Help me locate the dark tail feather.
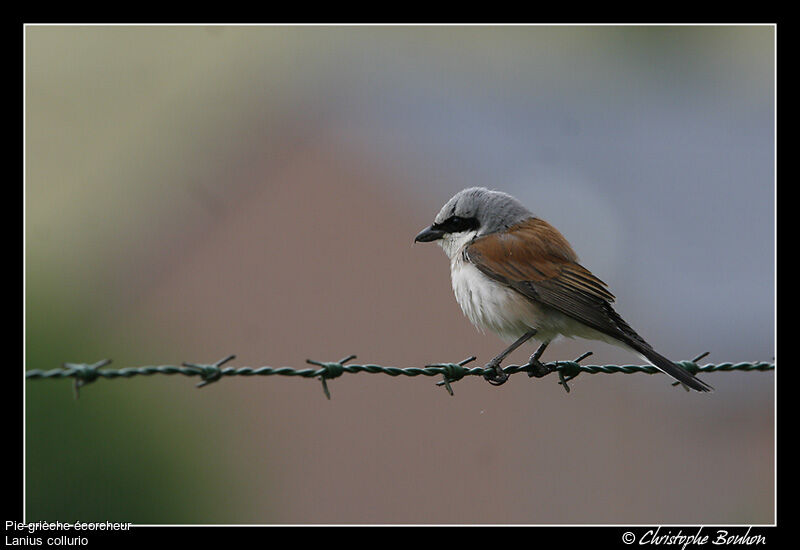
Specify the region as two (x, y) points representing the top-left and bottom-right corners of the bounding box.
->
(634, 344), (714, 392)
(602, 305), (713, 392)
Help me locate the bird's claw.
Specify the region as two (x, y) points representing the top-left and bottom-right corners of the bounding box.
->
(483, 361), (509, 386)
(525, 355), (555, 378)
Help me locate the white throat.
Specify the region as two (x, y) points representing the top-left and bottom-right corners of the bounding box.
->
(437, 230), (478, 260)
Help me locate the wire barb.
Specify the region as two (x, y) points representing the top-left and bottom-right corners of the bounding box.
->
(306, 354), (356, 400)
(671, 352), (711, 390)
(430, 356), (476, 396)
(62, 359), (112, 399)
(182, 354), (237, 388)
(554, 351), (594, 393)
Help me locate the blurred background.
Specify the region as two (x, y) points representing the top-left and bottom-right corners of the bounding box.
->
(24, 25), (774, 525)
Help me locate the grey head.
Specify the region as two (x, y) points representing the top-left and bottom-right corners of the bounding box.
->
(414, 187), (533, 244)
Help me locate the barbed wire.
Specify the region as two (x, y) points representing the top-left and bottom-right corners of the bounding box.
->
(24, 351), (774, 399)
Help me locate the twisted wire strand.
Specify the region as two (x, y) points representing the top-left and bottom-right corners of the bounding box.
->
(25, 354), (774, 399)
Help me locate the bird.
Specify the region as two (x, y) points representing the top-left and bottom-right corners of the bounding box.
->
(413, 187), (712, 392)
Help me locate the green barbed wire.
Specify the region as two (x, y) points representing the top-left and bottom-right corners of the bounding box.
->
(24, 351), (774, 399)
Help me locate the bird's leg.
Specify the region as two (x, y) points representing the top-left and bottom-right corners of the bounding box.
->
(483, 330), (537, 386)
(525, 341), (555, 378)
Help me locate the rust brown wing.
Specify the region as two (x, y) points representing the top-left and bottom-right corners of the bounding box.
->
(463, 217), (636, 343)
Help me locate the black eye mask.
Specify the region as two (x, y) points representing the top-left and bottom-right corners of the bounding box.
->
(433, 215), (480, 234)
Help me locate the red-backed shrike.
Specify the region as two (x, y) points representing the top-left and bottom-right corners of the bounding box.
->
(414, 187), (712, 392)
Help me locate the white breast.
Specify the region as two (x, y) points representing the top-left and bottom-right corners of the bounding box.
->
(450, 254), (547, 342)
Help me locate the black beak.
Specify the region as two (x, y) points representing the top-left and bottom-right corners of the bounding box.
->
(414, 225), (445, 243)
